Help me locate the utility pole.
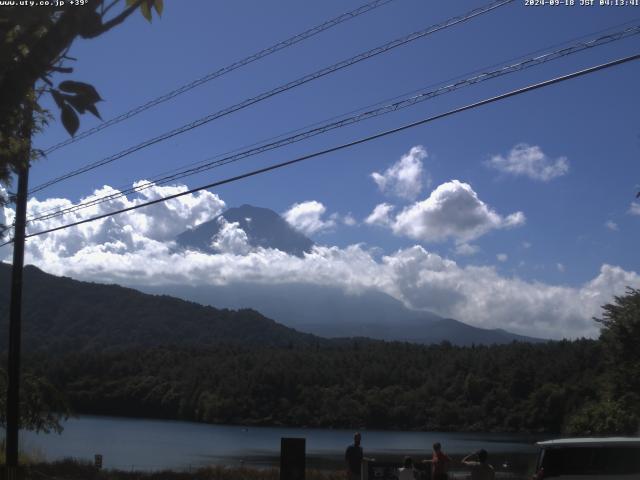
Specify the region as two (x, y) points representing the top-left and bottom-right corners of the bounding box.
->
(4, 104), (32, 477)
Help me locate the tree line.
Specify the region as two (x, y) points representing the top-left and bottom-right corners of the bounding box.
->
(5, 288), (640, 436)
(18, 338), (617, 434)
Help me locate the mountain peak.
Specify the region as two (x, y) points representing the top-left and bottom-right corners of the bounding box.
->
(175, 204), (314, 257)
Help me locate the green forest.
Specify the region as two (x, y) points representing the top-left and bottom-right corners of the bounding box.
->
(2, 263), (639, 437)
(28, 339), (605, 434)
(27, 283), (640, 437)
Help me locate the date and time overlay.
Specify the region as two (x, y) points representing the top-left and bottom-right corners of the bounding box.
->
(0, 0), (639, 8)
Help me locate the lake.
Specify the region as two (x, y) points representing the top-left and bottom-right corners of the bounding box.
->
(21, 415), (546, 472)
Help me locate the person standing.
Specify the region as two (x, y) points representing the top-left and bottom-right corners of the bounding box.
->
(461, 449), (495, 480)
(428, 442), (451, 480)
(398, 456), (416, 480)
(345, 432), (364, 480)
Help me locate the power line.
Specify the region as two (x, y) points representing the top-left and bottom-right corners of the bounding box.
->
(2, 52), (635, 247)
(40, 0), (397, 155)
(29, 0), (513, 195)
(26, 23), (640, 224)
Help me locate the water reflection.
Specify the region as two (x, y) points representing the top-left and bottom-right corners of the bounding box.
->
(22, 415), (544, 472)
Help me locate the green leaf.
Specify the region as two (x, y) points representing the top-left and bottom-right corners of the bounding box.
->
(50, 89), (65, 109)
(86, 104), (102, 120)
(140, 1), (152, 22)
(60, 104), (79, 137)
(125, 0), (136, 5)
(65, 95), (87, 114)
(63, 91), (102, 120)
(153, 0), (164, 16)
(78, 10), (103, 38)
(58, 81), (102, 103)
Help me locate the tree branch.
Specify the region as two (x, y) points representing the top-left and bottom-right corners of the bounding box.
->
(102, 0), (121, 17)
(82, 0), (142, 39)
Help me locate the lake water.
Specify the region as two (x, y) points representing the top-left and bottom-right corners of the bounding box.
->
(21, 415), (545, 472)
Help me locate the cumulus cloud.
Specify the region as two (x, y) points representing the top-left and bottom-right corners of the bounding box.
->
(283, 201), (335, 236)
(210, 218), (251, 255)
(371, 146), (426, 200)
(486, 144), (569, 181)
(629, 202), (640, 216)
(497, 253), (508, 262)
(391, 180), (525, 243)
(12, 182), (225, 260)
(364, 203), (394, 226)
(2, 182), (638, 340)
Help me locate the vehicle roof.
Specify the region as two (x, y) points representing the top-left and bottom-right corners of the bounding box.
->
(537, 437), (640, 447)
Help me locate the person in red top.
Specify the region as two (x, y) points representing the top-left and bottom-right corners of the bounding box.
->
(430, 442), (451, 480)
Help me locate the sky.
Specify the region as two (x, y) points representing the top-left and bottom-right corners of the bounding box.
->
(1, 0), (640, 339)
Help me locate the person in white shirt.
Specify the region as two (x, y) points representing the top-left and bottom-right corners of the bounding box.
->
(398, 456), (416, 480)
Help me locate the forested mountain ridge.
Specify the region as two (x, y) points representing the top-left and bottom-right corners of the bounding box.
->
(34, 339), (602, 434)
(148, 283), (543, 346)
(0, 263), (322, 352)
(2, 262), (638, 435)
(1, 262), (541, 350)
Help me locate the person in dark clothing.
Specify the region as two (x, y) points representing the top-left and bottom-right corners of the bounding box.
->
(346, 432), (374, 480)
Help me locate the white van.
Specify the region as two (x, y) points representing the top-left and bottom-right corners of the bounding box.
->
(533, 437), (640, 479)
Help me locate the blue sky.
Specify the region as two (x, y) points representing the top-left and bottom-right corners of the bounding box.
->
(2, 0), (639, 338)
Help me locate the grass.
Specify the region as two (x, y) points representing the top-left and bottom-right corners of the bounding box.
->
(15, 458), (537, 480)
(23, 459), (349, 480)
(0, 439), (46, 465)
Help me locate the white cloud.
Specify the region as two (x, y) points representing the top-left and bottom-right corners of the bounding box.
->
(371, 146), (426, 200)
(364, 203), (394, 226)
(486, 144), (569, 181)
(605, 220), (619, 231)
(522, 241), (532, 249)
(629, 202), (640, 216)
(283, 201), (335, 235)
(0, 186), (8, 239)
(14, 181), (224, 260)
(2, 182), (639, 340)
(210, 218), (251, 255)
(325, 212), (358, 227)
(497, 253), (508, 262)
(342, 214), (357, 227)
(454, 243), (479, 256)
(557, 263), (565, 273)
(391, 180), (525, 243)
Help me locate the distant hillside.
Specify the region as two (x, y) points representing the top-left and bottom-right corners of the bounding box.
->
(176, 204), (314, 257)
(142, 282), (544, 346)
(0, 260), (541, 354)
(0, 263), (322, 353)
(170, 205), (544, 346)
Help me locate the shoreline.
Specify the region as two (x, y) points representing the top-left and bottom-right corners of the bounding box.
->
(69, 410), (561, 436)
(43, 412), (555, 438)
(23, 458), (534, 480)
(19, 415), (541, 475)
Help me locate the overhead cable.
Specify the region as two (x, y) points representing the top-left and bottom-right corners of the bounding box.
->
(26, 24), (640, 224)
(40, 0), (397, 155)
(29, 0), (513, 195)
(1, 52), (634, 246)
